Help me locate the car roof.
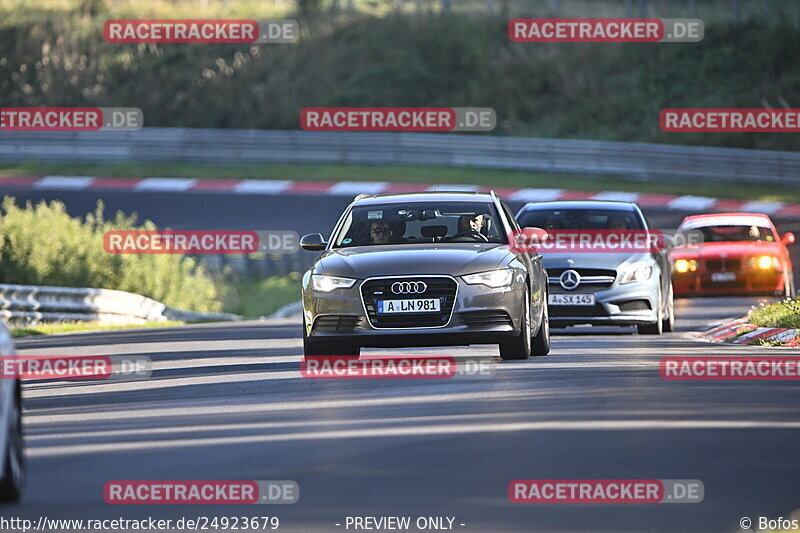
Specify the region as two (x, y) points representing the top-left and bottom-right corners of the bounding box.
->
(518, 200), (638, 212)
(352, 191), (496, 206)
(680, 213), (774, 229)
(682, 212), (771, 221)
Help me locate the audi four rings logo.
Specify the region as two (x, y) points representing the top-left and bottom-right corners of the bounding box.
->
(391, 281), (427, 294)
(559, 269), (581, 290)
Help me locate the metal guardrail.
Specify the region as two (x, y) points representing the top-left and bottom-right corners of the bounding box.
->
(0, 283), (239, 326)
(1, 128), (799, 185)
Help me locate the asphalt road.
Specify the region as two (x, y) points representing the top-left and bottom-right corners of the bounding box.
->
(6, 296), (799, 533)
(2, 184), (799, 532)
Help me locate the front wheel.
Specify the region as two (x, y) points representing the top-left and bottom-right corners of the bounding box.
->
(661, 282), (675, 333)
(500, 290), (532, 360)
(0, 390), (24, 502)
(637, 287), (664, 335)
(531, 298), (551, 356)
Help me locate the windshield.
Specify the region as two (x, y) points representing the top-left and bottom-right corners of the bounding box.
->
(679, 224), (776, 243)
(332, 202), (506, 248)
(517, 209), (644, 231)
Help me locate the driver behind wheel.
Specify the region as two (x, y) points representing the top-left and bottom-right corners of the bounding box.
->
(458, 214), (485, 235)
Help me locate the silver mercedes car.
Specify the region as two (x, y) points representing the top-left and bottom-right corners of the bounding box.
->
(515, 200), (674, 334)
(299, 191), (550, 359)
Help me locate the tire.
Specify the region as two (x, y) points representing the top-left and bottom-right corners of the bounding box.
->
(661, 282), (675, 333)
(531, 297), (551, 356)
(637, 287), (664, 335)
(0, 388), (24, 503)
(500, 290), (531, 360)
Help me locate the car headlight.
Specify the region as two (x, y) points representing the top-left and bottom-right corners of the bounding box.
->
(311, 275), (357, 292)
(749, 255), (779, 270)
(462, 269), (515, 288)
(620, 262), (653, 284)
(674, 259), (697, 273)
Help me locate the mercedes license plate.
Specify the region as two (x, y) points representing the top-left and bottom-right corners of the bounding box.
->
(548, 293), (595, 306)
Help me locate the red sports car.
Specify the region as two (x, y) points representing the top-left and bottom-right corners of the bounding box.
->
(670, 213), (795, 297)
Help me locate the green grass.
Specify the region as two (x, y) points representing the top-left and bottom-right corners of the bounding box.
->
(222, 274), (301, 318)
(11, 320), (184, 338)
(750, 297), (800, 329)
(2, 161), (798, 203)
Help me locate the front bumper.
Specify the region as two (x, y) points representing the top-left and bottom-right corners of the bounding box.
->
(547, 276), (660, 327)
(302, 274), (527, 348)
(673, 270), (784, 296)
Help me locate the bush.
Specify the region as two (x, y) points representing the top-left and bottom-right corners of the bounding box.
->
(0, 196), (221, 312)
(749, 297), (800, 329)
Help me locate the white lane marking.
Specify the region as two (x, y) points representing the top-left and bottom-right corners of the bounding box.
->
(27, 419), (800, 457)
(591, 191), (640, 202)
(770, 329), (799, 342)
(232, 180), (292, 194)
(741, 201), (784, 215)
(327, 181), (389, 195)
(668, 195), (717, 211)
(508, 188), (563, 203)
(22, 390), (557, 424)
(34, 176), (95, 189)
(135, 178), (197, 191)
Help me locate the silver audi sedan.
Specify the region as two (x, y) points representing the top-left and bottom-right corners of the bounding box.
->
(300, 191), (550, 359)
(515, 200), (674, 334)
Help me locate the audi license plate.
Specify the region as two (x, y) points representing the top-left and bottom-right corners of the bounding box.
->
(548, 293), (595, 306)
(377, 299), (440, 313)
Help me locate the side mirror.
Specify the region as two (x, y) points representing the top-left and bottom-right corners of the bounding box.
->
(781, 232), (796, 245)
(523, 227), (549, 242)
(300, 233), (327, 251)
(512, 227), (549, 253)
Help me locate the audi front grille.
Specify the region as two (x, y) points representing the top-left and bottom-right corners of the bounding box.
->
(360, 276), (458, 329)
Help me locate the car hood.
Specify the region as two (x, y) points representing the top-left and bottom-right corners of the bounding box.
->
(671, 241), (785, 259)
(539, 252), (650, 271)
(314, 243), (512, 278)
